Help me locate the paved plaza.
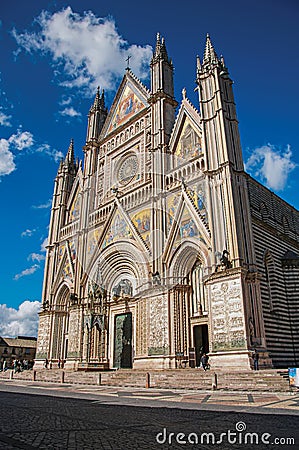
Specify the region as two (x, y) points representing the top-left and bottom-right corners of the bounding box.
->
(0, 380), (298, 449)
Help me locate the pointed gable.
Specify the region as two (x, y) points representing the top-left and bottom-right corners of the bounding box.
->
(169, 94), (203, 164)
(102, 210), (133, 249)
(52, 242), (75, 292)
(101, 71), (150, 138)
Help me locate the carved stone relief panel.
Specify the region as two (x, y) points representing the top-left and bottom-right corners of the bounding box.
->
(210, 278), (246, 351)
(68, 308), (81, 358)
(136, 298), (148, 356)
(148, 294), (169, 355)
(36, 314), (51, 359)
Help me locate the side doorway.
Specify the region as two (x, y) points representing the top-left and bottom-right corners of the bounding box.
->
(193, 324), (209, 367)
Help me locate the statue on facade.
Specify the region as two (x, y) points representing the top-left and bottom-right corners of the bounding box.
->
(220, 250), (232, 269)
(150, 271), (161, 285)
(42, 300), (49, 311)
(216, 249), (232, 272)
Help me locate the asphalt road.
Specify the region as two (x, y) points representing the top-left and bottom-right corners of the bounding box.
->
(0, 384), (298, 449)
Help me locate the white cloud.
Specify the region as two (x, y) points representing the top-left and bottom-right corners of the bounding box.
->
(0, 129), (34, 178)
(9, 129), (34, 150)
(0, 110), (12, 127)
(0, 138), (16, 176)
(0, 130), (64, 178)
(12, 7), (152, 93)
(0, 300), (41, 338)
(14, 264), (40, 280)
(245, 144), (297, 191)
(28, 252), (46, 263)
(32, 199), (52, 209)
(60, 96), (72, 106)
(21, 228), (36, 237)
(36, 143), (64, 162)
(59, 106), (81, 117)
(40, 237), (48, 252)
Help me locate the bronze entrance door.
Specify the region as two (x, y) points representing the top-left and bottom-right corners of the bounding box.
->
(113, 312), (133, 368)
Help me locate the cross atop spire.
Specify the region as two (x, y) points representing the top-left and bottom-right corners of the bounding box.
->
(203, 33), (219, 65)
(125, 54), (131, 70)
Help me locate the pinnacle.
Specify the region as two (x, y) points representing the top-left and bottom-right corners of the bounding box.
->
(89, 86), (106, 113)
(153, 31), (169, 62)
(203, 33), (218, 65)
(65, 138), (75, 165)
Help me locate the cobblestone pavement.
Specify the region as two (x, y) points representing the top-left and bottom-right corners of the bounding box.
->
(0, 382), (299, 449)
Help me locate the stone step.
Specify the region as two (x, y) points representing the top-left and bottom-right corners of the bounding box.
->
(0, 368), (290, 391)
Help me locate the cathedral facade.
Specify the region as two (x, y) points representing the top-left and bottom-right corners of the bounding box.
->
(36, 34), (299, 371)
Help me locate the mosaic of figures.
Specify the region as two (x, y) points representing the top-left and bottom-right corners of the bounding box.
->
(87, 227), (103, 261)
(189, 180), (208, 223)
(174, 119), (202, 162)
(69, 190), (81, 222)
(102, 212), (133, 249)
(57, 243), (66, 265)
(108, 84), (146, 133)
(57, 240), (77, 268)
(131, 208), (151, 245)
(62, 259), (72, 281)
(166, 192), (181, 232)
(173, 206), (200, 251)
(69, 240), (77, 261)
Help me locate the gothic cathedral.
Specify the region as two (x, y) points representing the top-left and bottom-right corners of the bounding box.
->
(36, 34), (299, 371)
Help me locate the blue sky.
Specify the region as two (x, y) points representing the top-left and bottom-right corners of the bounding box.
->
(0, 0), (298, 336)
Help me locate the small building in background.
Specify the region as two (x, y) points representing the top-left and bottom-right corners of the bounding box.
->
(0, 336), (37, 368)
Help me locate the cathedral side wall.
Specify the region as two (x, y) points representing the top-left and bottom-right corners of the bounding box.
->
(247, 176), (299, 367)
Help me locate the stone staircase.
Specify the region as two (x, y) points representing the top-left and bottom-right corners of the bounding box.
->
(0, 368), (291, 392)
(100, 368), (290, 392)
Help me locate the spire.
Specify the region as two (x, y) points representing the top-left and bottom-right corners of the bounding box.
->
(93, 86), (101, 110)
(203, 33), (219, 65)
(86, 87), (108, 142)
(65, 138), (75, 165)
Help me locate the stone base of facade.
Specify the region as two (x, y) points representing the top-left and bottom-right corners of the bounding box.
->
(208, 350), (253, 371)
(78, 361), (110, 371)
(133, 355), (176, 370)
(208, 349), (273, 370)
(33, 359), (47, 370)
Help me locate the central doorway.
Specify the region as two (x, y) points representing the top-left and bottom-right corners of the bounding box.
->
(113, 312), (133, 368)
(193, 324), (209, 367)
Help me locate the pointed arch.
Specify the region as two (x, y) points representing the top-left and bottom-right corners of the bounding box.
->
(83, 240), (150, 298)
(169, 239), (210, 283)
(51, 282), (71, 361)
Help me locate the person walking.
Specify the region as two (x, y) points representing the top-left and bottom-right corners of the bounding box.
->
(200, 353), (209, 371)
